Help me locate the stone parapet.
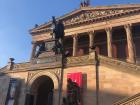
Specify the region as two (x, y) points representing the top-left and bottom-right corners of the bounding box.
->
(1, 53), (140, 76)
(65, 53), (95, 67)
(113, 93), (140, 105)
(99, 55), (140, 76)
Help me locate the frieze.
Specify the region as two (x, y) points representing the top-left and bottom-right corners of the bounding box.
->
(30, 8), (140, 34)
(63, 9), (136, 26)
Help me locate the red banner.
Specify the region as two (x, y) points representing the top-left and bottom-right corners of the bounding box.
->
(67, 72), (82, 88)
(67, 72), (82, 105)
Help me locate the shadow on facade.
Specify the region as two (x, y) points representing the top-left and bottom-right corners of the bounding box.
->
(0, 72), (129, 105)
(0, 73), (26, 105)
(82, 73), (127, 105)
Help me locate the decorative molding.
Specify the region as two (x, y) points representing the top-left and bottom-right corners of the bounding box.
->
(27, 71), (39, 84)
(65, 53), (95, 67)
(27, 69), (61, 84)
(30, 8), (140, 35)
(63, 9), (139, 26)
(13, 62), (30, 70)
(88, 30), (95, 35)
(1, 52), (140, 76)
(124, 24), (132, 30)
(27, 71), (59, 91)
(105, 27), (112, 33)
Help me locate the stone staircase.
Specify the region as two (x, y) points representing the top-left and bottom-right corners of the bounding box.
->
(113, 93), (140, 105)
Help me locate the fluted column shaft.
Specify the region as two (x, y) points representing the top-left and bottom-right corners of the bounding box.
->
(124, 24), (136, 63)
(73, 35), (78, 56)
(106, 27), (113, 57)
(89, 31), (95, 52)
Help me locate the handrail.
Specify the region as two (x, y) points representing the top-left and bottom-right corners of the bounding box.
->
(99, 55), (140, 75)
(113, 93), (140, 105)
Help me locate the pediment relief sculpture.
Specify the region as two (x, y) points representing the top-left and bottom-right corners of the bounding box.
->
(30, 7), (140, 34)
(63, 9), (139, 26)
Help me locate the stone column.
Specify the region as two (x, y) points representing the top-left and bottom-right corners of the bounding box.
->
(124, 24), (136, 63)
(106, 27), (113, 57)
(89, 31), (95, 52)
(73, 35), (78, 56)
(30, 43), (37, 60)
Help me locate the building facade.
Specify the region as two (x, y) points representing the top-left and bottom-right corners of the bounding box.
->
(0, 4), (140, 105)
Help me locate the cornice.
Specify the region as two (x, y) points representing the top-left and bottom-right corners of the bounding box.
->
(30, 4), (140, 35)
(1, 54), (140, 77)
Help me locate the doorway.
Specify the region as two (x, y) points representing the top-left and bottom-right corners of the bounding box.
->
(26, 75), (54, 105)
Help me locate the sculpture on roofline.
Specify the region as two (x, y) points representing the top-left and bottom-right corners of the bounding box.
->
(80, 0), (90, 7)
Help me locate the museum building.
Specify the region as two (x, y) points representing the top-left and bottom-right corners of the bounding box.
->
(0, 3), (140, 105)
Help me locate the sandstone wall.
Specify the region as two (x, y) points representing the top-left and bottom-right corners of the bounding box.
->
(63, 65), (140, 105)
(8, 72), (28, 105)
(0, 75), (10, 105)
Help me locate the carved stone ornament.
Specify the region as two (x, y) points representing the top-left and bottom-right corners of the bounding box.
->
(31, 8), (140, 35)
(51, 68), (61, 78)
(27, 69), (61, 84)
(27, 71), (39, 83)
(63, 9), (135, 26)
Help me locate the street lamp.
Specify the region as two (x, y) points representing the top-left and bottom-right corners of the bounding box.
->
(91, 46), (100, 105)
(51, 16), (65, 105)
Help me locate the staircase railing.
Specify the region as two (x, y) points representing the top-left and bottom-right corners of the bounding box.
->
(99, 55), (140, 75)
(113, 93), (140, 105)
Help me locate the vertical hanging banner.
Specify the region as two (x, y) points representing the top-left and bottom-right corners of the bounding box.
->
(5, 78), (18, 105)
(67, 72), (82, 105)
(67, 72), (82, 88)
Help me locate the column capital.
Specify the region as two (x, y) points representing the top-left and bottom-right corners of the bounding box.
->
(124, 24), (132, 29)
(87, 30), (95, 35)
(72, 34), (78, 39)
(105, 27), (112, 33)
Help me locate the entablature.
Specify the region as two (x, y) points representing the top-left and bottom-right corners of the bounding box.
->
(30, 4), (140, 36)
(1, 53), (140, 77)
(30, 5), (140, 42)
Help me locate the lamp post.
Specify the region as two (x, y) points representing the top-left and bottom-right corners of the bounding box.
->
(51, 16), (65, 105)
(91, 46), (100, 105)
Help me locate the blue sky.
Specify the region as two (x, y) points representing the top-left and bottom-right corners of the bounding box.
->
(0, 0), (140, 67)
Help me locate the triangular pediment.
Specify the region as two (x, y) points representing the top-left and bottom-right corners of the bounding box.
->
(30, 4), (140, 34)
(62, 8), (138, 26)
